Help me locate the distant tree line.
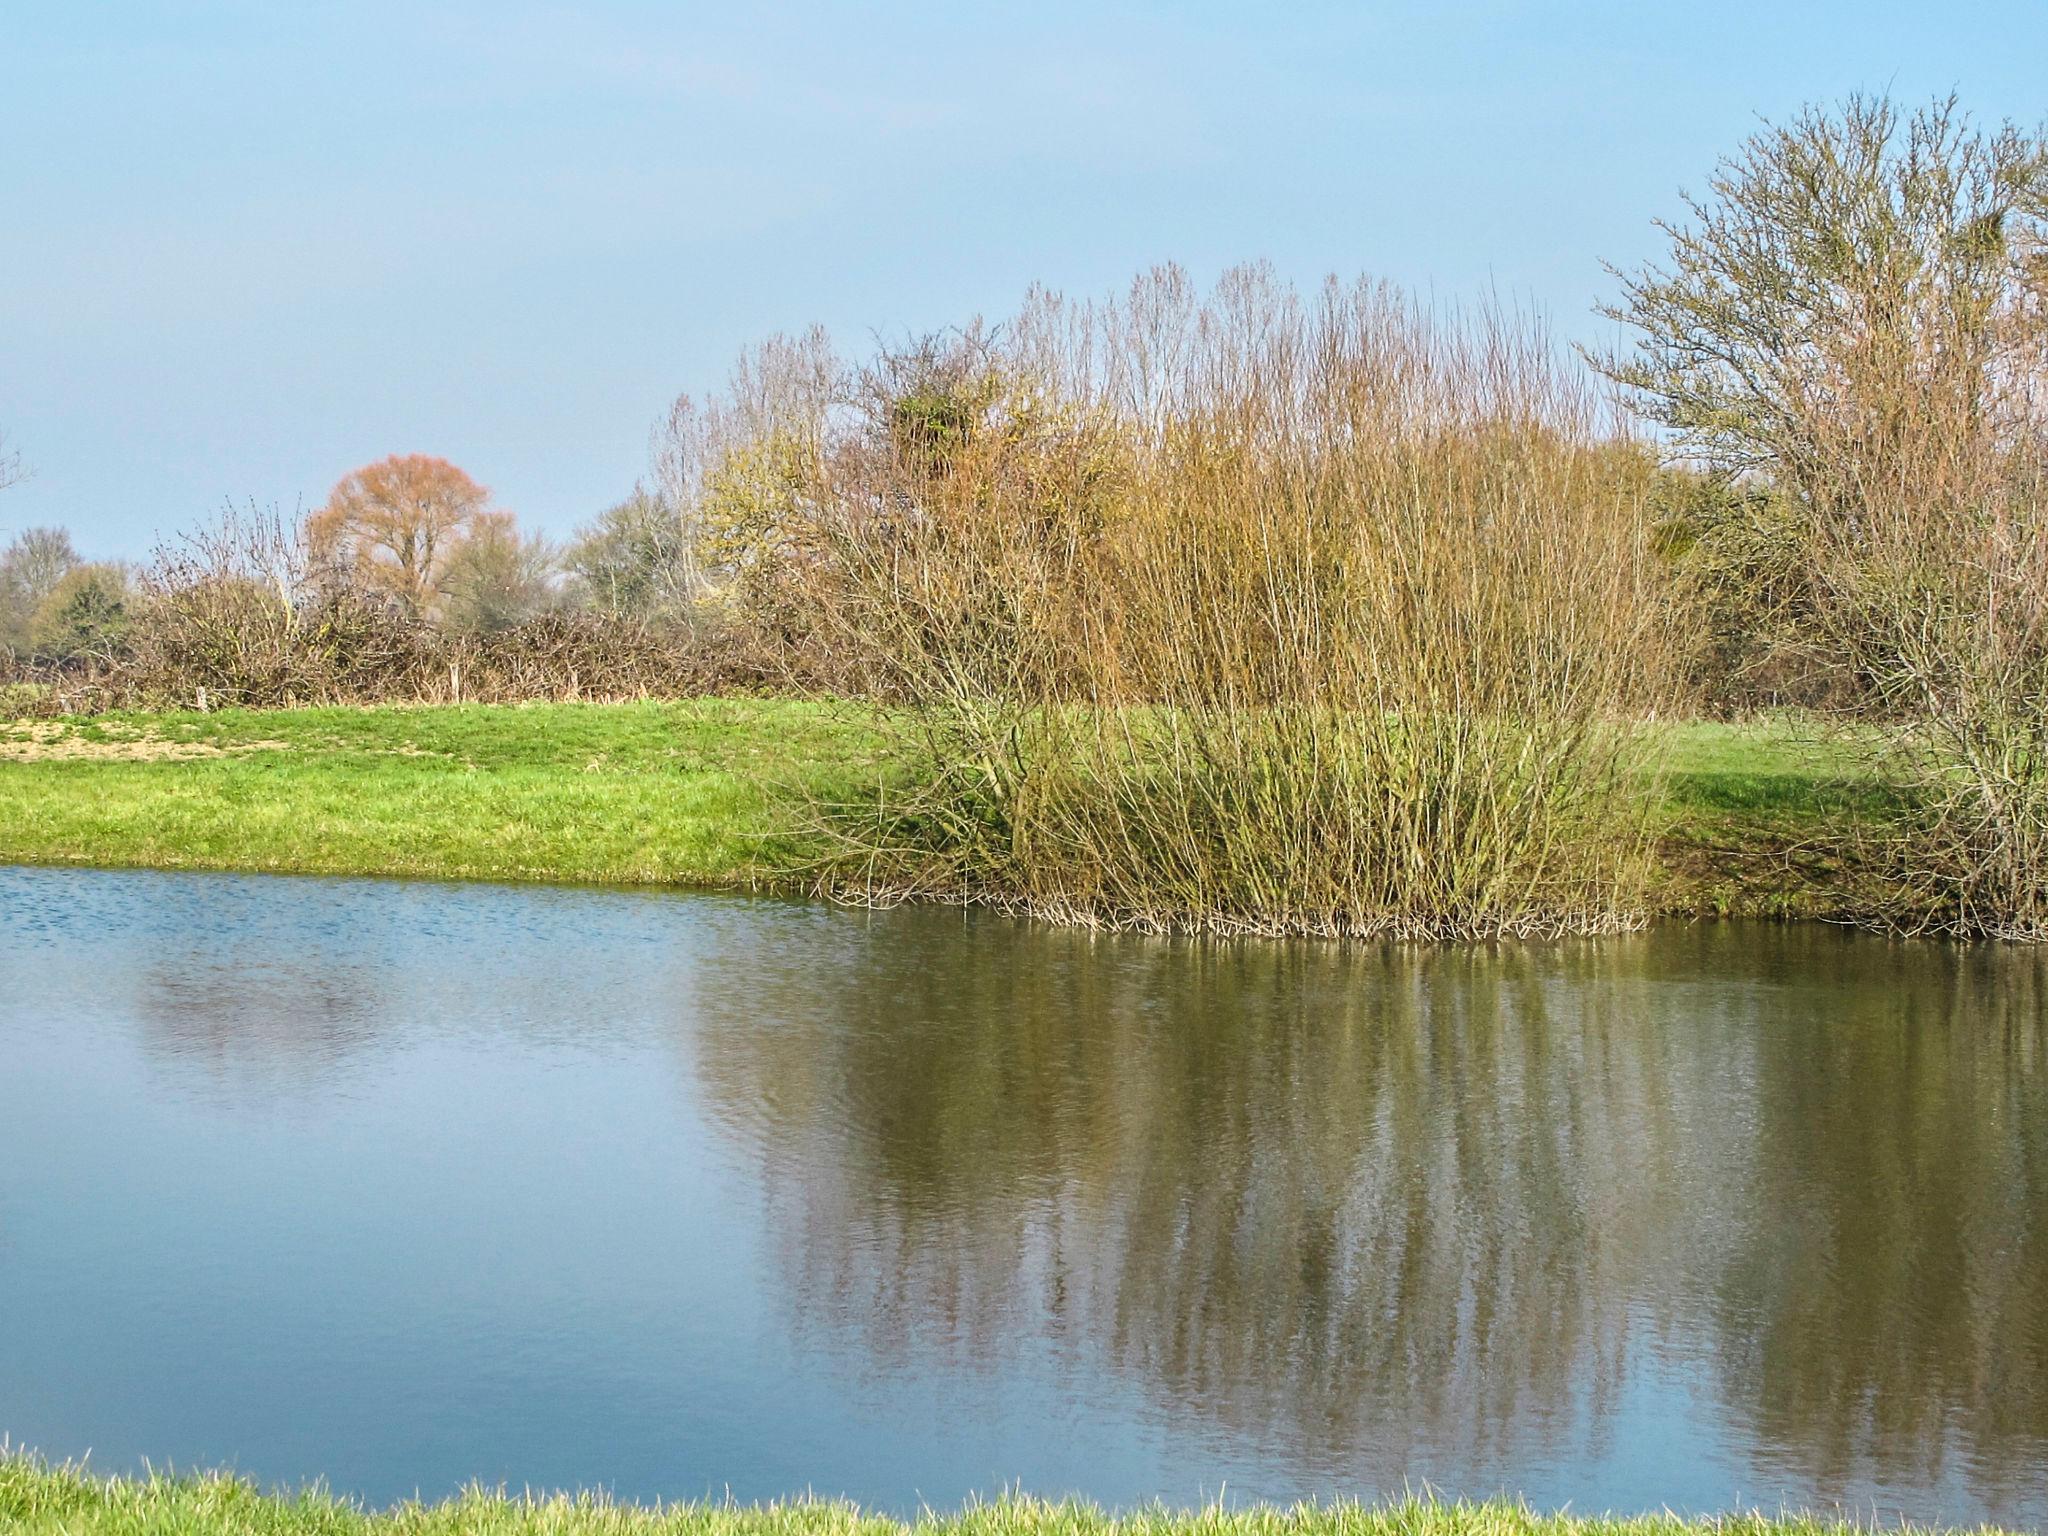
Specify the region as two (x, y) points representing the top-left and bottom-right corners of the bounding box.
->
(0, 452), (762, 703)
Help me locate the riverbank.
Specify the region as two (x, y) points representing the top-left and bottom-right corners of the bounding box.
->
(0, 1461), (2017, 1536)
(0, 701), (1870, 917)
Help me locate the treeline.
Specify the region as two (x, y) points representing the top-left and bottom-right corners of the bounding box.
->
(0, 463), (772, 706)
(4, 93), (2045, 937)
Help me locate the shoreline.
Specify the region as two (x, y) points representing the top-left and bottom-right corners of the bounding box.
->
(0, 700), (1870, 928)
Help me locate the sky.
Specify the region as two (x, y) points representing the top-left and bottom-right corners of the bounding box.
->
(4, 1), (2046, 558)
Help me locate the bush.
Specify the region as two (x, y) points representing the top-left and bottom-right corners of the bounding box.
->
(0, 502), (775, 712)
(1649, 468), (1841, 714)
(699, 267), (1675, 938)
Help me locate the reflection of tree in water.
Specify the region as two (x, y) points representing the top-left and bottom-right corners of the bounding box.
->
(691, 917), (2048, 1501)
(692, 915), (1727, 1475)
(130, 956), (397, 1098)
(121, 883), (703, 1105)
(1703, 940), (2048, 1509)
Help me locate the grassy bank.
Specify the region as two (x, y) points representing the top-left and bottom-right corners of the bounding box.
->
(0, 701), (885, 888)
(0, 1461), (2015, 1536)
(0, 701), (1871, 917)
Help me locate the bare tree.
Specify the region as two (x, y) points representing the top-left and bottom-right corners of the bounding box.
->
(1596, 94), (2048, 485)
(652, 324), (841, 599)
(438, 511), (557, 634)
(1599, 94), (2048, 934)
(308, 454), (494, 617)
(565, 488), (699, 622)
(0, 526), (81, 657)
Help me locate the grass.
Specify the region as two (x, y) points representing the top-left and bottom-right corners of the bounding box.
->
(0, 1459), (2020, 1536)
(0, 700), (885, 888)
(1655, 715), (1885, 919)
(0, 701), (1880, 916)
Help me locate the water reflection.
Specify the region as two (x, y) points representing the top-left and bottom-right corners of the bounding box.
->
(4, 867), (2046, 1522)
(1703, 943), (2048, 1506)
(689, 919), (2048, 1508)
(131, 957), (394, 1091)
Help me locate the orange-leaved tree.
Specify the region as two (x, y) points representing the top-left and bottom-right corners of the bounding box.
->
(308, 454), (494, 617)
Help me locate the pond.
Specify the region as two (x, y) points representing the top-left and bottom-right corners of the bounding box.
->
(2, 865), (2046, 1525)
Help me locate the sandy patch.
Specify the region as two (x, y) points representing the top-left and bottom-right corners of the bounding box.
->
(0, 721), (289, 762)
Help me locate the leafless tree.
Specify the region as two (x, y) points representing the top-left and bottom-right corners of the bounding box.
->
(307, 454), (494, 617)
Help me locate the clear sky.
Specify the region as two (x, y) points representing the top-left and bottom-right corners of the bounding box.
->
(4, 1), (2045, 557)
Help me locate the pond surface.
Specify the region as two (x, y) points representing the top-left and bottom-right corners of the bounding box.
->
(2, 866), (2047, 1525)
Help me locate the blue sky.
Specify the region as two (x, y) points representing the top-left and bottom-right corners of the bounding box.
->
(4, 1), (2045, 556)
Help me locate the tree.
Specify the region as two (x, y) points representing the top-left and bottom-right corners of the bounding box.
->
(308, 454), (493, 617)
(438, 511), (557, 634)
(1595, 93), (2048, 493)
(0, 431), (22, 493)
(654, 325), (837, 603)
(1599, 94), (2048, 934)
(564, 488), (699, 621)
(0, 526), (80, 657)
(29, 563), (130, 661)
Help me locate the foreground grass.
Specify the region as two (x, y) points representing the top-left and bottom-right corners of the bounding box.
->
(0, 701), (1877, 915)
(0, 1461), (2015, 1536)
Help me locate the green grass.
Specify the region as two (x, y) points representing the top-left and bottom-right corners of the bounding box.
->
(1654, 715), (1890, 919)
(0, 701), (1881, 915)
(0, 1460), (2016, 1536)
(0, 700), (885, 888)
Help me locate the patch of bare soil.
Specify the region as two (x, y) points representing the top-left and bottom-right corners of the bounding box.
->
(0, 721), (289, 762)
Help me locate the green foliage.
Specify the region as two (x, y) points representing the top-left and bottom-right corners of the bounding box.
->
(889, 387), (982, 468)
(28, 562), (130, 660)
(875, 335), (1002, 480)
(694, 431), (827, 646)
(0, 525), (80, 658)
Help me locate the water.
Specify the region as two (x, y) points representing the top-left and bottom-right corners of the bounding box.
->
(2, 866), (2046, 1526)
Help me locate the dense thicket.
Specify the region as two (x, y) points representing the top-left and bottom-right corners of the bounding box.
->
(1, 490), (776, 711)
(650, 272), (1675, 937)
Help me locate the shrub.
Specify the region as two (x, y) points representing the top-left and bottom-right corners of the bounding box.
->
(1649, 468), (1839, 713)
(702, 267), (1675, 938)
(10, 502), (769, 711)
(0, 526), (79, 660)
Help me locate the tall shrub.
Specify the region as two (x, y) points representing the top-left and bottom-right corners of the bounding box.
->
(704, 268), (1675, 938)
